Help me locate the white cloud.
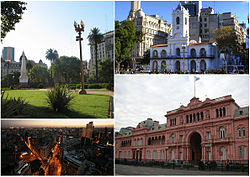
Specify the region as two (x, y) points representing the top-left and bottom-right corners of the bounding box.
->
(114, 75), (249, 131)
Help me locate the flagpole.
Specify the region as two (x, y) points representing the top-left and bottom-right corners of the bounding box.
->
(194, 78), (195, 98)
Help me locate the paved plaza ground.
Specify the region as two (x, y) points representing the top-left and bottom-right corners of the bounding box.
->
(115, 164), (248, 176)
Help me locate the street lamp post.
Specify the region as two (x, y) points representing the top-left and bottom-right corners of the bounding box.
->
(182, 45), (186, 73)
(74, 20), (87, 94)
(5, 60), (11, 88)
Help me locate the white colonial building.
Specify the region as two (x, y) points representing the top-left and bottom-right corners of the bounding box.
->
(150, 5), (222, 73)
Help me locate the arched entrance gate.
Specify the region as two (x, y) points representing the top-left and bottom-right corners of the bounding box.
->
(189, 132), (202, 162)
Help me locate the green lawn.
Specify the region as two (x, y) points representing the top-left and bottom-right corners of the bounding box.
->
(2, 90), (111, 118)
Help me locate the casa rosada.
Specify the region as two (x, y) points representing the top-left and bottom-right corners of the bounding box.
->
(115, 95), (249, 164)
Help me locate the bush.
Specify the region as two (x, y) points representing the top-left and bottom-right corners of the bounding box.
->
(1, 90), (28, 117)
(46, 84), (74, 112)
(38, 83), (44, 89)
(62, 83), (113, 90)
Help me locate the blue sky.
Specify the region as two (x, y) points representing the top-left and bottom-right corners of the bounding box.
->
(115, 1), (249, 27)
(2, 1), (114, 66)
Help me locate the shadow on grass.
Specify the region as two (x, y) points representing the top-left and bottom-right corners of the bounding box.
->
(1, 104), (97, 118)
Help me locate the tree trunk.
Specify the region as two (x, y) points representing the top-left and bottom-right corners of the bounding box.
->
(95, 44), (98, 82)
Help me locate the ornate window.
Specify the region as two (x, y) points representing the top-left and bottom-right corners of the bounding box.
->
(171, 149), (175, 160)
(190, 114), (192, 123)
(153, 50), (158, 58)
(180, 135), (184, 143)
(200, 48), (206, 57)
(147, 151), (151, 159)
(216, 109), (219, 118)
(171, 134), (175, 144)
(242, 128), (246, 137)
(220, 147), (226, 160)
(161, 50), (166, 58)
(223, 107), (226, 116)
(176, 48), (180, 56)
(238, 129), (241, 137)
(239, 146), (243, 159)
(176, 17), (180, 25)
(160, 150), (165, 160)
(161, 61), (166, 71)
(186, 115), (189, 123)
(206, 132), (211, 140)
(191, 48), (196, 57)
(201, 112), (204, 120)
(220, 127), (225, 139)
(153, 151), (158, 159)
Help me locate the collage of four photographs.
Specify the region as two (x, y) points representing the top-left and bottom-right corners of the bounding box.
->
(1, 0), (249, 176)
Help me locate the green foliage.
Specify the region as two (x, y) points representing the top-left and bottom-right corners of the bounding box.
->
(1, 89), (28, 117)
(214, 26), (240, 56)
(62, 83), (113, 90)
(46, 84), (74, 112)
(26, 60), (35, 73)
(45, 48), (59, 64)
(88, 27), (104, 82)
(1, 71), (20, 88)
(30, 65), (49, 87)
(1, 1), (27, 41)
(51, 56), (81, 84)
(4, 90), (110, 118)
(115, 20), (143, 72)
(99, 58), (114, 83)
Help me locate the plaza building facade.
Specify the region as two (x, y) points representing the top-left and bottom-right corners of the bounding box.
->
(128, 1), (172, 61)
(89, 31), (114, 73)
(115, 95), (249, 164)
(150, 5), (221, 73)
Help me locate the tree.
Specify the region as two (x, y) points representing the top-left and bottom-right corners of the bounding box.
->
(30, 65), (49, 87)
(51, 56), (81, 84)
(26, 60), (35, 73)
(115, 20), (143, 72)
(1, 1), (27, 41)
(88, 27), (103, 82)
(214, 26), (241, 68)
(45, 48), (59, 83)
(1, 71), (20, 88)
(99, 58), (113, 83)
(45, 48), (59, 64)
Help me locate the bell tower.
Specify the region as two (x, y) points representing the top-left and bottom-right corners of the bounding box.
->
(172, 5), (190, 39)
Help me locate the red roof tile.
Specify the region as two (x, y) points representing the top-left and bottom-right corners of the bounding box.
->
(152, 44), (168, 48)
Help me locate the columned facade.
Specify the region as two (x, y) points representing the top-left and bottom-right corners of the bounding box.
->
(116, 95), (249, 164)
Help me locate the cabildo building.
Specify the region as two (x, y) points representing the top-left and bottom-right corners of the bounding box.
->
(115, 95), (249, 163)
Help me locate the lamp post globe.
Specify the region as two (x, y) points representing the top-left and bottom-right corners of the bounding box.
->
(74, 20), (87, 94)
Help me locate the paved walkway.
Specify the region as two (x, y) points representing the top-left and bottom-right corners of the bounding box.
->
(18, 88), (114, 96)
(115, 164), (248, 175)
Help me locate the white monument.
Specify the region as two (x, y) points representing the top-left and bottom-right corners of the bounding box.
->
(19, 51), (29, 87)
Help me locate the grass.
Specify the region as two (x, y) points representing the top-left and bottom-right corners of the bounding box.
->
(2, 90), (111, 118)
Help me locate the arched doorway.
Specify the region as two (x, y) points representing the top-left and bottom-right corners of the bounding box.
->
(175, 61), (180, 72)
(200, 60), (206, 72)
(153, 61), (158, 72)
(191, 60), (196, 73)
(190, 132), (202, 162)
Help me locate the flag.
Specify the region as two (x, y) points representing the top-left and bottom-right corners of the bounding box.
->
(194, 76), (200, 82)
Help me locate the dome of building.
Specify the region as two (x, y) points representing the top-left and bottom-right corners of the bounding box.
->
(135, 9), (145, 18)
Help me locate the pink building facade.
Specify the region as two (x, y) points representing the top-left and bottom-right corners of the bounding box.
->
(115, 95), (249, 163)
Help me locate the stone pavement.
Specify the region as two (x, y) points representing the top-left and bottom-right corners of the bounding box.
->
(115, 164), (248, 176)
